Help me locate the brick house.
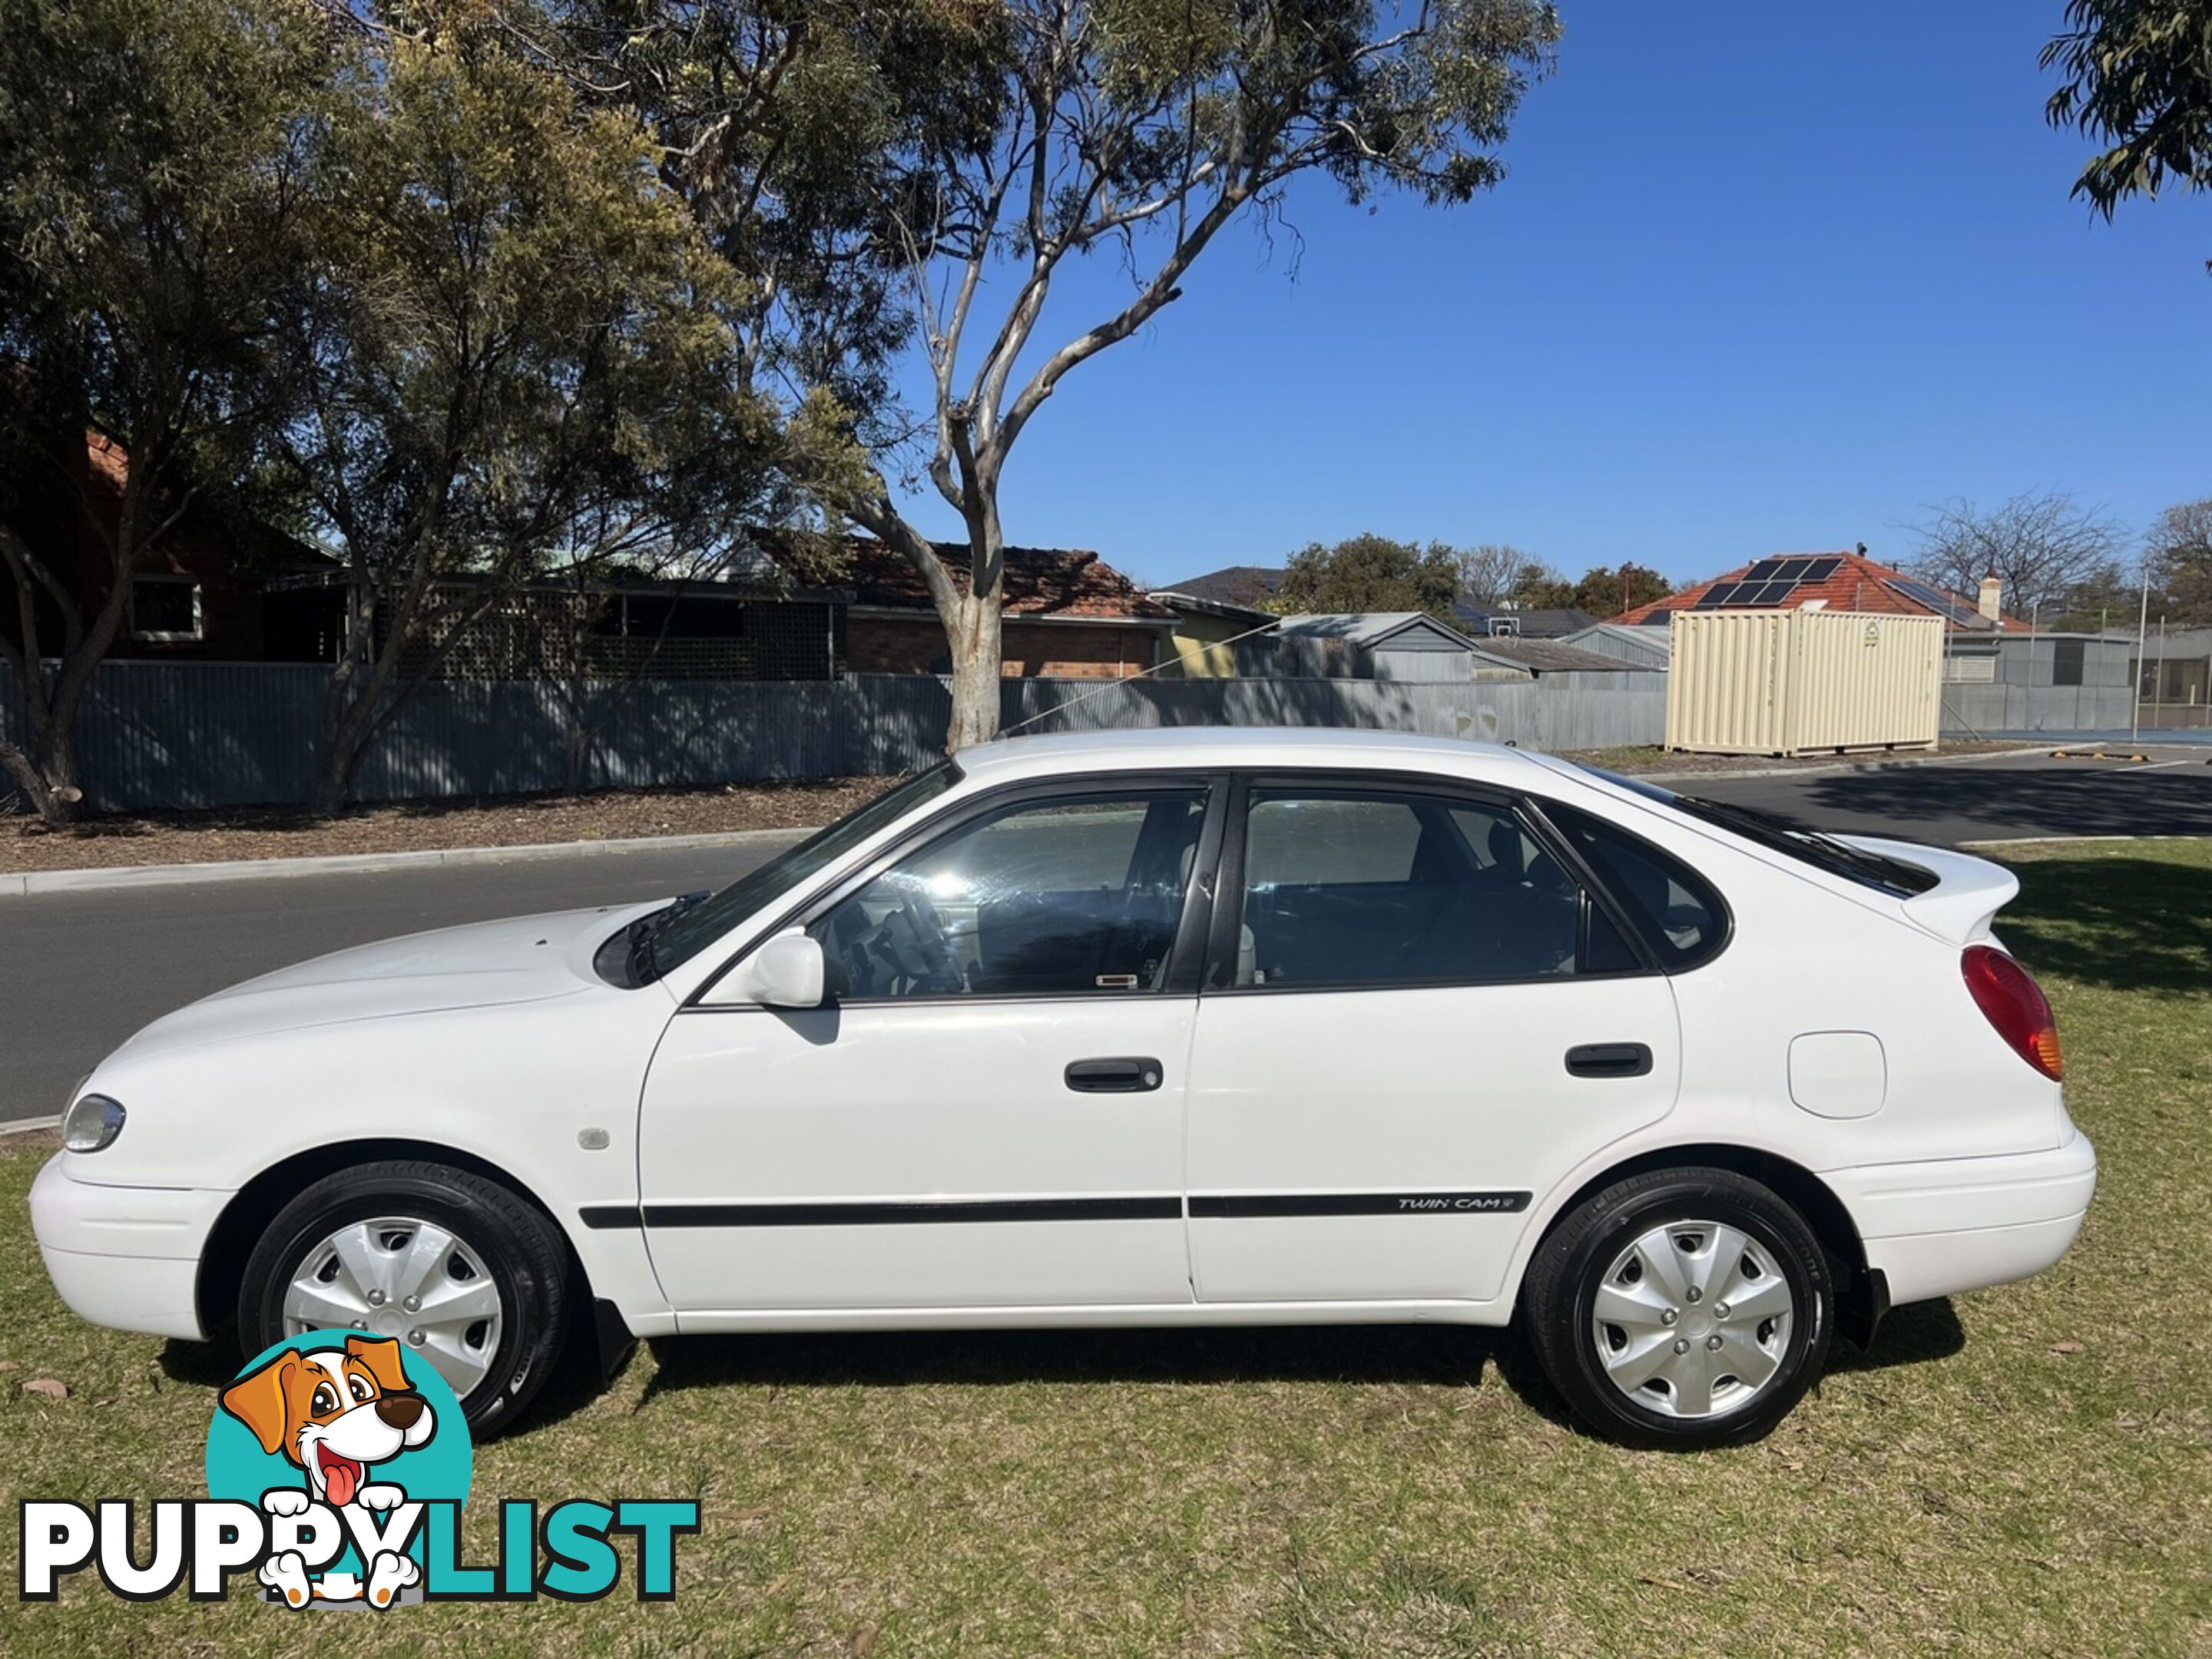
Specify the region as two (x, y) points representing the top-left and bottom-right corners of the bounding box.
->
(767, 538), (1178, 680)
(262, 566), (848, 680)
(2, 429), (329, 661)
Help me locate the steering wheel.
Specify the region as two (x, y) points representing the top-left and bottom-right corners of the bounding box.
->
(901, 890), (962, 990)
(865, 887), (962, 995)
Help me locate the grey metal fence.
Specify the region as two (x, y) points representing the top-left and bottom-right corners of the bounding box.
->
(1939, 683), (2136, 735)
(0, 661), (1672, 812)
(1002, 671), (1668, 750)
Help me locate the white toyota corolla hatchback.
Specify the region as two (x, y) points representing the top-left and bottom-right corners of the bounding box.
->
(33, 730), (2095, 1448)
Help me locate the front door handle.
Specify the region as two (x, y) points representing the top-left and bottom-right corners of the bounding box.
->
(1065, 1057), (1164, 1094)
(1565, 1042), (1653, 1078)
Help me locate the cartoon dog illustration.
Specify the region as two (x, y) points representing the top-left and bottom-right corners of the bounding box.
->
(219, 1334), (437, 1609)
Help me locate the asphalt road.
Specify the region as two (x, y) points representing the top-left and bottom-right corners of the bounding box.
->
(0, 838), (796, 1126)
(1684, 745), (2212, 845)
(7, 747), (2211, 1125)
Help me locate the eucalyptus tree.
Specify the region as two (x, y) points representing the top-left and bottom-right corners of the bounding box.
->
(849, 0), (1561, 747)
(2045, 0), (2212, 220)
(545, 0), (1561, 750)
(0, 0), (328, 821)
(278, 19), (780, 813)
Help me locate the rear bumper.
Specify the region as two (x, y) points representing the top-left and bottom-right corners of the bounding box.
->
(1830, 1129), (2097, 1306)
(30, 1154), (225, 1342)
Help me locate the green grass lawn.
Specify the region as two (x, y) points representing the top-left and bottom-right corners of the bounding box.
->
(3, 841), (2209, 1656)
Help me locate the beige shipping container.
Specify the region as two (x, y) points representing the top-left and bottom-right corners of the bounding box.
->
(1666, 609), (1943, 756)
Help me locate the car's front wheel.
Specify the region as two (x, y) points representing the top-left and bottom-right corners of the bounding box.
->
(1524, 1167), (1833, 1449)
(237, 1160), (571, 1436)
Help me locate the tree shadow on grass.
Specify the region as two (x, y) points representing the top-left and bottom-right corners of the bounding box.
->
(1992, 855), (2212, 995)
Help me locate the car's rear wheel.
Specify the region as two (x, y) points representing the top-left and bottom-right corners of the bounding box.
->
(1524, 1167), (1833, 1449)
(237, 1160), (570, 1437)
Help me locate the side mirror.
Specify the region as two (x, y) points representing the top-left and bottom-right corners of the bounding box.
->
(734, 932), (826, 1008)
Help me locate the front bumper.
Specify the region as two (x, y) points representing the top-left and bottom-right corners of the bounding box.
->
(30, 1154), (229, 1342)
(1829, 1127), (2098, 1306)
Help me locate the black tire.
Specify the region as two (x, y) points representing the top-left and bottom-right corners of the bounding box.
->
(237, 1160), (571, 1439)
(1524, 1167), (1833, 1450)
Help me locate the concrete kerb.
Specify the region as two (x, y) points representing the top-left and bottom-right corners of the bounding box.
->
(1, 826), (812, 899)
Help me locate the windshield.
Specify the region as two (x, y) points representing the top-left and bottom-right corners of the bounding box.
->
(634, 763), (961, 980)
(1572, 765), (1939, 900)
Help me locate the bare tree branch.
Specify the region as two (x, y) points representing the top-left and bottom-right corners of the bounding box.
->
(1909, 491), (2131, 620)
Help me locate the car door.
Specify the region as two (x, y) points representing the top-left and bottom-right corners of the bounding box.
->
(1184, 773), (1688, 1306)
(635, 776), (1222, 1320)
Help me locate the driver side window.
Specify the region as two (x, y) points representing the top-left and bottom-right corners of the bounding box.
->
(807, 790), (1208, 1001)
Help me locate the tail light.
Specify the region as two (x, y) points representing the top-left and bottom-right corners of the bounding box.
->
(1962, 945), (2063, 1081)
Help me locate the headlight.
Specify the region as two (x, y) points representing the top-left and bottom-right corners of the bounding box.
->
(62, 1094), (126, 1154)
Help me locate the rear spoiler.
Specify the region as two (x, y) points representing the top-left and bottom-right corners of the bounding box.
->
(1833, 834), (2020, 947)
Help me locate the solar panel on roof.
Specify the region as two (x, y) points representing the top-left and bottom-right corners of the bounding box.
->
(1882, 576), (1982, 626)
(1691, 556), (1849, 609)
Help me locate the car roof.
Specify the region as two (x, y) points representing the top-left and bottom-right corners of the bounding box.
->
(952, 726), (1554, 787)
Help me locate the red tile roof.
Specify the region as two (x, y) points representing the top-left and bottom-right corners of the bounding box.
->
(1613, 551), (2029, 634)
(70, 426), (333, 568)
(768, 537), (1177, 623)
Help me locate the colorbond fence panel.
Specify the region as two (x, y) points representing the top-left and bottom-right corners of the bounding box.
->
(3, 664), (1671, 811)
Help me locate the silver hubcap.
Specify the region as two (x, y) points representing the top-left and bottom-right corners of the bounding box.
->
(283, 1216), (504, 1399)
(1591, 1219), (1794, 1419)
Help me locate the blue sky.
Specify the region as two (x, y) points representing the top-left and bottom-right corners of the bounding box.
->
(888, 3), (2212, 591)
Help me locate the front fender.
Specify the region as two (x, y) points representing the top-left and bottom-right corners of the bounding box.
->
(69, 988), (679, 1335)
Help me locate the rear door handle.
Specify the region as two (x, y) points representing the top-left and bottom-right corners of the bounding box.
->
(1065, 1058), (1164, 1094)
(1565, 1042), (1653, 1078)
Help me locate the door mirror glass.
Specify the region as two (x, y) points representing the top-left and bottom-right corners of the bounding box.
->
(809, 789), (1207, 1000)
(736, 932), (826, 1008)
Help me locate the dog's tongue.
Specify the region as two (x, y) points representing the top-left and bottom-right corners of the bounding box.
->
(324, 1456), (359, 1507)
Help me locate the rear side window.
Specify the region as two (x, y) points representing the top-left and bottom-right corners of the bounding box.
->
(1544, 801), (1728, 970)
(1235, 789), (1587, 986)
